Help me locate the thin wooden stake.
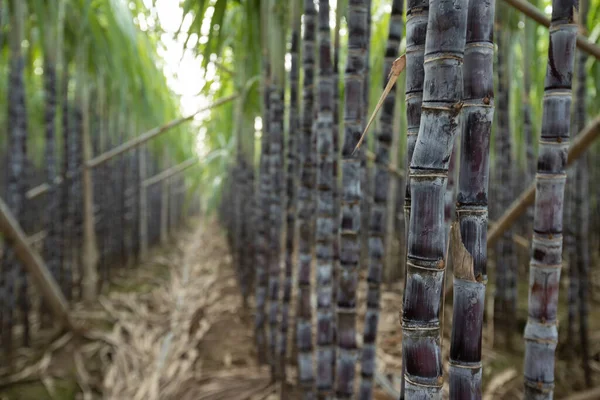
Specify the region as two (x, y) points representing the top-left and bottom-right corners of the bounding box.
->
(142, 158), (198, 188)
(0, 196), (76, 332)
(502, 0), (600, 60)
(488, 115), (600, 246)
(87, 94), (238, 169)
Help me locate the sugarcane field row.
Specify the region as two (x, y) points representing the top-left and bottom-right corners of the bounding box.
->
(0, 0), (599, 399)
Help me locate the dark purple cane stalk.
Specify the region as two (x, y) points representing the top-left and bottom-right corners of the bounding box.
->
(331, 0), (342, 377)
(402, 0), (468, 397)
(72, 103), (85, 296)
(401, 2), (428, 396)
(267, 82), (284, 380)
(573, 0), (591, 386)
(523, 1), (578, 398)
(296, 0), (317, 396)
(359, 1), (403, 399)
(315, 0), (336, 397)
(494, 12), (517, 346)
(42, 58), (60, 294)
(444, 148), (456, 242)
(448, 0), (494, 397)
(254, 0), (271, 367)
(255, 68), (270, 366)
(279, 0), (301, 383)
(266, 0), (286, 377)
(359, 0), (372, 294)
(2, 0), (28, 352)
(522, 14), (536, 184)
(334, 1), (368, 398)
(60, 68), (73, 301)
(39, 42), (60, 327)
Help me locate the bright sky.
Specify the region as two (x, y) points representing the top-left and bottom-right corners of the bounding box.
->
(140, 0), (213, 154)
(147, 0), (209, 115)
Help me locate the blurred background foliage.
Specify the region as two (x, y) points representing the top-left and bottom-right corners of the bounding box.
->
(178, 0), (599, 211)
(0, 0), (598, 211)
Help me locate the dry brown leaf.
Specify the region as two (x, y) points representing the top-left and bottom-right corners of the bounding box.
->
(353, 54), (406, 153)
(450, 222), (476, 281)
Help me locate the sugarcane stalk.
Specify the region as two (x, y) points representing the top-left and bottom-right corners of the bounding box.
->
(448, 0), (494, 397)
(267, 85), (285, 379)
(573, 0), (591, 387)
(254, 0), (272, 367)
(359, 1), (403, 399)
(314, 0), (336, 397)
(522, 10), (536, 183)
(280, 0), (301, 380)
(523, 1), (578, 397)
(255, 75), (270, 366)
(59, 66), (73, 301)
(494, 11), (518, 347)
(401, 1), (429, 396)
(334, 1), (369, 398)
(444, 146), (457, 243)
(403, 0), (469, 397)
(266, 0), (286, 382)
(359, 0), (373, 308)
(42, 33), (60, 295)
(296, 0), (317, 396)
(2, 0), (29, 353)
(330, 0), (343, 379)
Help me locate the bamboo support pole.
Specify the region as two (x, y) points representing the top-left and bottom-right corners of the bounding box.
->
(488, 115), (600, 246)
(142, 158), (198, 188)
(29, 94), (235, 198)
(26, 176), (66, 200)
(502, 0), (600, 60)
(0, 197), (76, 332)
(27, 230), (48, 245)
(26, 183), (51, 200)
(87, 94), (238, 169)
(487, 223), (529, 250)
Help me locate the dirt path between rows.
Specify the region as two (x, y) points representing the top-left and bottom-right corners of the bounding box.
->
(88, 218), (276, 399)
(2, 218), (598, 399)
(0, 219), (275, 399)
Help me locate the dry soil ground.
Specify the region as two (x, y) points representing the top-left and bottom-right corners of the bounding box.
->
(0, 218), (599, 399)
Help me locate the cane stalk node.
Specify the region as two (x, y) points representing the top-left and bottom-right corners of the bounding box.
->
(451, 101), (464, 116)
